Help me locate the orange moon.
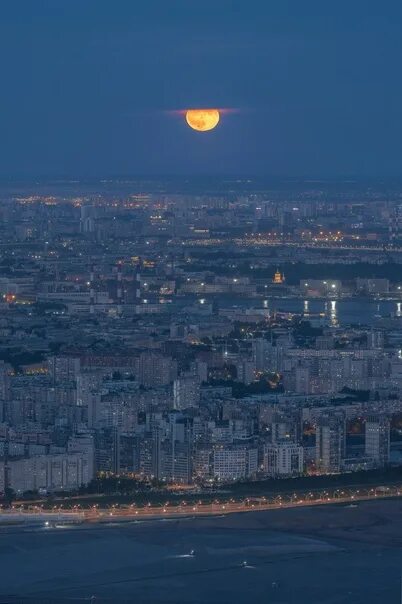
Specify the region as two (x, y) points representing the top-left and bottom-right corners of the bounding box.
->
(185, 109), (220, 132)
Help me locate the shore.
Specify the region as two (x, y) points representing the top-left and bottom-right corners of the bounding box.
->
(2, 480), (402, 528)
(1, 497), (402, 603)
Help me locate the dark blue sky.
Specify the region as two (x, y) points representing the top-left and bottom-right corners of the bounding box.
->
(1, 0), (402, 178)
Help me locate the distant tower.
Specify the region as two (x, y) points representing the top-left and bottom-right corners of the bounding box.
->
(116, 261), (123, 315)
(89, 263), (95, 315)
(80, 205), (96, 234)
(389, 204), (402, 246)
(166, 253), (176, 277)
(135, 258), (141, 303)
(55, 261), (60, 282)
(273, 269), (285, 284)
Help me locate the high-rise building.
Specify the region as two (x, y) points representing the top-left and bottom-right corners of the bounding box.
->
(263, 442), (304, 477)
(48, 356), (80, 385)
(138, 352), (177, 387)
(3, 452), (93, 494)
(160, 440), (192, 484)
(365, 414), (390, 467)
(94, 427), (120, 473)
(315, 412), (345, 473)
(67, 433), (95, 479)
(252, 338), (274, 373)
(212, 445), (258, 481)
(173, 375), (200, 410)
(76, 372), (104, 407)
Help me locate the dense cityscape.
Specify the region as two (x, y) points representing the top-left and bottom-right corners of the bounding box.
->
(3, 1), (402, 600)
(1, 179), (402, 497)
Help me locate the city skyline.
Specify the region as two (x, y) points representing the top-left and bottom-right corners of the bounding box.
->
(2, 2), (402, 601)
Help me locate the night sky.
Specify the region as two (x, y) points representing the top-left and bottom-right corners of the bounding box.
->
(1, 0), (402, 178)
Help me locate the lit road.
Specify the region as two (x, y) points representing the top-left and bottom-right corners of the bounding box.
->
(173, 236), (402, 253)
(2, 484), (402, 525)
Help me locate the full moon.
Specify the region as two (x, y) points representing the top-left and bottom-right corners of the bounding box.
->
(185, 109), (220, 132)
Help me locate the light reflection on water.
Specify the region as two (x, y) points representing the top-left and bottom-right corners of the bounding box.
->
(235, 298), (402, 326)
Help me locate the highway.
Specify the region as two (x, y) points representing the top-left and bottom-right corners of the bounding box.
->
(1, 484), (402, 525)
